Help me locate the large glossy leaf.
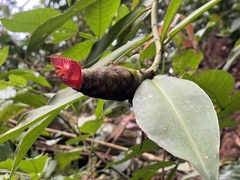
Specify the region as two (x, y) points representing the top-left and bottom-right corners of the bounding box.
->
(85, 5), (147, 67)
(0, 88), (85, 144)
(133, 75), (220, 179)
(183, 70), (234, 109)
(160, 0), (183, 43)
(0, 9), (77, 34)
(0, 46), (9, 66)
(26, 0), (97, 56)
(85, 0), (120, 38)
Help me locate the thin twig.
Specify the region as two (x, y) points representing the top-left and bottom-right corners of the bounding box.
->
(8, 119), (164, 162)
(44, 127), (163, 161)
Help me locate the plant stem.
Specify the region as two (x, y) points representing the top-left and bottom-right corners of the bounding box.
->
(145, 0), (162, 74)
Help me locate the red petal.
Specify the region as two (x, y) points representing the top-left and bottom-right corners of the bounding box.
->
(50, 57), (82, 89)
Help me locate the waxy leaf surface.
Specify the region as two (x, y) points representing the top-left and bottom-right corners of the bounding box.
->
(133, 75), (220, 179)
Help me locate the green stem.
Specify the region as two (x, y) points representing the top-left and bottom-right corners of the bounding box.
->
(145, 0), (162, 75)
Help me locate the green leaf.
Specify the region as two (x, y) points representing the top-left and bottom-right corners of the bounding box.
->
(61, 40), (95, 61)
(133, 75), (220, 179)
(106, 140), (159, 169)
(18, 154), (48, 174)
(166, 0), (221, 43)
(115, 4), (130, 23)
(218, 91), (240, 120)
(219, 118), (238, 128)
(219, 161), (240, 179)
(95, 99), (104, 118)
(233, 38), (240, 48)
(0, 142), (14, 161)
(160, 0), (183, 43)
(78, 32), (97, 40)
(55, 149), (83, 170)
(0, 69), (51, 87)
(65, 134), (90, 145)
(0, 158), (13, 170)
(0, 88), (85, 144)
(80, 120), (103, 134)
(9, 74), (27, 87)
(85, 5), (147, 67)
(0, 9), (75, 33)
(50, 31), (77, 44)
(140, 42), (156, 62)
(92, 35), (151, 68)
(222, 44), (240, 71)
(0, 80), (13, 90)
(0, 104), (26, 123)
(0, 46), (9, 66)
(85, 0), (120, 38)
(172, 49), (203, 75)
(12, 91), (47, 107)
(26, 0), (97, 56)
(131, 161), (174, 180)
(10, 113), (57, 175)
(183, 70), (234, 109)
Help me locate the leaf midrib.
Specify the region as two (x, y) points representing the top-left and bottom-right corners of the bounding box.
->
(152, 79), (208, 175)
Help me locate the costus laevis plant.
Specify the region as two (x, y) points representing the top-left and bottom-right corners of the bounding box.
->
(50, 57), (154, 101)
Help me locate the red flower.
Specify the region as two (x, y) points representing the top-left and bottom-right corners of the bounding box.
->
(50, 57), (82, 89)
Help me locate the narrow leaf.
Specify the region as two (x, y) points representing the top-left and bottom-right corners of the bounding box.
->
(106, 140), (159, 169)
(0, 46), (9, 67)
(166, 0), (221, 43)
(85, 5), (147, 67)
(26, 0), (97, 56)
(160, 0), (183, 43)
(92, 35), (150, 68)
(0, 88), (85, 144)
(222, 44), (240, 71)
(10, 113), (57, 175)
(133, 75), (220, 179)
(218, 91), (240, 120)
(131, 162), (174, 180)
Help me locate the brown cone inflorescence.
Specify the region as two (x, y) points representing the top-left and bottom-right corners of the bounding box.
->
(51, 57), (153, 101)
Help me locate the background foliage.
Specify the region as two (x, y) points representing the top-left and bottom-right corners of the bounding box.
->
(0, 0), (240, 179)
